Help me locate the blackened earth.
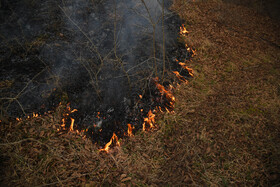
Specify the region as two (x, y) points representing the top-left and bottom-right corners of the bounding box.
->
(0, 0), (193, 145)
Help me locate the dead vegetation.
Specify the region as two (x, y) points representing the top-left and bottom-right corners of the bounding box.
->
(1, 0), (280, 186)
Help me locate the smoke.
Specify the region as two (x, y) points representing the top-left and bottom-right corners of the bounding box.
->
(0, 0), (182, 130)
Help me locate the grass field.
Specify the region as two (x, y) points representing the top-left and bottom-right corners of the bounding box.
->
(1, 0), (279, 186)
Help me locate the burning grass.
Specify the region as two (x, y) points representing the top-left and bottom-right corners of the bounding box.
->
(1, 0), (280, 186)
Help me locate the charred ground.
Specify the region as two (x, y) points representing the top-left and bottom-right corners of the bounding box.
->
(0, 0), (193, 144)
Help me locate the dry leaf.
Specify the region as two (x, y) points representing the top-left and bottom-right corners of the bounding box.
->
(39, 131), (44, 137)
(29, 128), (35, 133)
(121, 177), (132, 182)
(120, 174), (127, 180)
(206, 147), (211, 154)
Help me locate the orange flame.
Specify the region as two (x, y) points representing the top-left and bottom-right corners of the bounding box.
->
(180, 24), (189, 36)
(178, 62), (194, 77)
(70, 118), (74, 131)
(127, 123), (134, 136)
(96, 112), (100, 118)
(32, 112), (39, 118)
(186, 45), (196, 57)
(172, 71), (188, 83)
(61, 118), (66, 128)
(143, 110), (156, 131)
(100, 133), (120, 153)
(154, 78), (175, 105)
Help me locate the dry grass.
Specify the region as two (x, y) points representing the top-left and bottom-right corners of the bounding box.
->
(1, 0), (280, 186)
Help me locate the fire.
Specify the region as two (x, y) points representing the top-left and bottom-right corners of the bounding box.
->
(57, 103), (78, 132)
(61, 118), (66, 128)
(99, 133), (120, 153)
(180, 24), (189, 36)
(186, 44), (196, 57)
(154, 77), (175, 108)
(127, 123), (134, 136)
(32, 112), (39, 118)
(178, 62), (194, 77)
(142, 110), (156, 131)
(156, 106), (163, 113)
(70, 118), (74, 131)
(55, 23), (196, 153)
(179, 24), (196, 57)
(173, 71), (188, 83)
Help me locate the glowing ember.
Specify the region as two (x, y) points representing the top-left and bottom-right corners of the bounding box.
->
(100, 132), (120, 153)
(96, 112), (100, 118)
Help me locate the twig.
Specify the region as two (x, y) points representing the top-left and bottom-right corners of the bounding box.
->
(59, 6), (104, 64)
(0, 138), (50, 149)
(35, 172), (93, 187)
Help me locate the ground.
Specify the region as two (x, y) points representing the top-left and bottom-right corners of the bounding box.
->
(0, 0), (279, 186)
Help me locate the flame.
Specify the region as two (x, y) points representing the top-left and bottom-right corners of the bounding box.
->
(70, 118), (74, 131)
(178, 62), (194, 77)
(179, 24), (196, 57)
(186, 44), (196, 57)
(100, 133), (120, 153)
(32, 112), (39, 118)
(57, 104), (78, 132)
(142, 110), (156, 131)
(154, 78), (175, 108)
(180, 24), (189, 36)
(127, 123), (134, 136)
(61, 118), (66, 128)
(96, 112), (100, 118)
(173, 71), (188, 83)
(54, 22), (196, 153)
(156, 106), (163, 113)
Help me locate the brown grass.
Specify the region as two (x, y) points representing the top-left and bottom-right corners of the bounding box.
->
(1, 0), (280, 186)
